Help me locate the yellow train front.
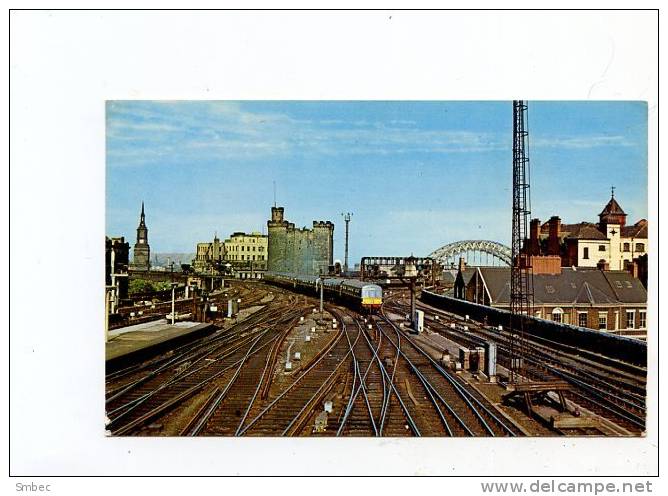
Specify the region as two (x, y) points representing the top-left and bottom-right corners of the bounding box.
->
(339, 279), (383, 314)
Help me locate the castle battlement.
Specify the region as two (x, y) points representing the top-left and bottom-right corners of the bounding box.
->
(267, 206), (334, 275)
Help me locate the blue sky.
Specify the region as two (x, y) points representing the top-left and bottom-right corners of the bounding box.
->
(106, 101), (647, 264)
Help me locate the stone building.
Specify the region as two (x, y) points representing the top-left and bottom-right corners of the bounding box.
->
(223, 231), (268, 279)
(458, 266), (647, 337)
(267, 206), (334, 275)
(192, 234), (225, 273)
(130, 202), (151, 271)
(527, 191), (648, 277)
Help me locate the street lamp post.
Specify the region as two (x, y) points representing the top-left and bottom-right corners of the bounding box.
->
(170, 282), (178, 325)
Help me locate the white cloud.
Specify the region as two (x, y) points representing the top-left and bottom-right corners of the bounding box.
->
(532, 135), (633, 149)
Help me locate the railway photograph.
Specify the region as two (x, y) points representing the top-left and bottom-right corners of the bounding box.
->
(104, 100), (648, 438)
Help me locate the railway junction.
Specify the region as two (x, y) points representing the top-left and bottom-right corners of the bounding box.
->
(105, 278), (646, 438)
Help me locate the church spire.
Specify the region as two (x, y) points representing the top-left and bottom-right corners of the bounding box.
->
(132, 201), (150, 271)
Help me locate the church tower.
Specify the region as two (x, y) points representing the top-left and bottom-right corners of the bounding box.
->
(132, 202), (151, 271)
(599, 188), (626, 270)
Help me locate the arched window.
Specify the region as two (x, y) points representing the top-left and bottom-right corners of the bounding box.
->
(552, 307), (564, 324)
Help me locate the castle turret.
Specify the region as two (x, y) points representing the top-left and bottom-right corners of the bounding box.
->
(271, 206), (285, 224)
(267, 206), (287, 272)
(267, 207), (334, 275)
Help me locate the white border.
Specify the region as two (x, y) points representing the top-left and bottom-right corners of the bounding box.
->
(7, 9), (659, 479)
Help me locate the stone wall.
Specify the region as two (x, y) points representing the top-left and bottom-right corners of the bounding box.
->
(267, 207), (334, 275)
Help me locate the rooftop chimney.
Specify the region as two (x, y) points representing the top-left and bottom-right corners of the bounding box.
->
(530, 218), (541, 255)
(597, 259), (610, 271)
(548, 216), (561, 256)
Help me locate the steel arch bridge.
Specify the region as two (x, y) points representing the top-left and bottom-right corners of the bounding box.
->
(428, 240), (512, 267)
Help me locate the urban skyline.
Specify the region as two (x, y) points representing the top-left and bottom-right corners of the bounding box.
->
(106, 101), (648, 263)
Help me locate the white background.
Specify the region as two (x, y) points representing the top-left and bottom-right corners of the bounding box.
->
(5, 4), (661, 489)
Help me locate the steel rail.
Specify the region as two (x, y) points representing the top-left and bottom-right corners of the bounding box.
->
(419, 307), (645, 428)
(235, 316), (348, 436)
(379, 310), (518, 437)
(111, 333), (272, 436)
(375, 319), (474, 436)
(105, 296), (282, 384)
(337, 314), (421, 436)
(106, 328), (276, 420)
(107, 304), (305, 417)
(337, 314), (379, 436)
(382, 318), (464, 436)
(234, 335), (283, 436)
(105, 302), (296, 401)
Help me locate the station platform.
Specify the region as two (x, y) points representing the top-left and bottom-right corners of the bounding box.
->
(106, 319), (216, 373)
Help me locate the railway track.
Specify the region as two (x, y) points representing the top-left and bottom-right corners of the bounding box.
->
(375, 310), (521, 437)
(234, 308), (349, 436)
(335, 310), (415, 436)
(389, 298), (646, 433)
(105, 297), (306, 435)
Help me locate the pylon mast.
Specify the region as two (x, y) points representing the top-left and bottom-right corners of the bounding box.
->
(509, 100), (534, 384)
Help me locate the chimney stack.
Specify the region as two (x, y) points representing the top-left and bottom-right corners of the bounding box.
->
(597, 259), (610, 271)
(530, 218), (541, 255)
(548, 216), (561, 256)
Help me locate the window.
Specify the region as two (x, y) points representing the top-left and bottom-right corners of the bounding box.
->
(578, 312), (588, 328)
(623, 243), (630, 252)
(639, 311), (647, 328)
(598, 313), (608, 330)
(626, 311), (635, 329)
(636, 243), (645, 252)
(552, 308), (563, 324)
(598, 245), (606, 251)
(583, 247), (589, 259)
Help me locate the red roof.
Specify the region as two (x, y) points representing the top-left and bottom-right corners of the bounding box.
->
(599, 196), (626, 216)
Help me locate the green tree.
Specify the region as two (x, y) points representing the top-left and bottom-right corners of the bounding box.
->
(128, 279), (156, 294)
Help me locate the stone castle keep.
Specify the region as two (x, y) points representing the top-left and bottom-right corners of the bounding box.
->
(267, 206), (334, 275)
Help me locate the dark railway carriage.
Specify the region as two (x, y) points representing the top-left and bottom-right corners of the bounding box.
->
(264, 272), (383, 313)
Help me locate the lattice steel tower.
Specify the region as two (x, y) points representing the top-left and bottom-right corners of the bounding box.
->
(509, 101), (534, 383)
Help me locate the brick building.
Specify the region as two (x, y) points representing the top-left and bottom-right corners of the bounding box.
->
(526, 191), (647, 284)
(267, 206), (334, 276)
(458, 266), (647, 337)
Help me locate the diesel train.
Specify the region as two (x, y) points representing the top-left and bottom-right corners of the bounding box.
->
(264, 272), (383, 313)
